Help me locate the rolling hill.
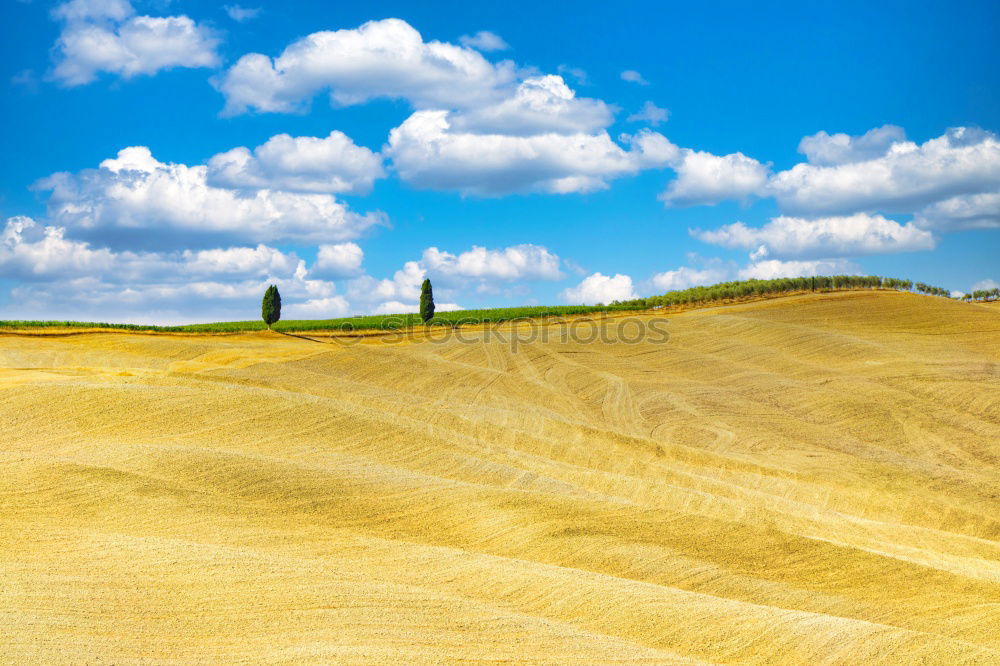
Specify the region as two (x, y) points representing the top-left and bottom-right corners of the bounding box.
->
(2, 290), (999, 664)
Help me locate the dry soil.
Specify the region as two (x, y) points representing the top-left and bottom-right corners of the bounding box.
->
(2, 291), (999, 664)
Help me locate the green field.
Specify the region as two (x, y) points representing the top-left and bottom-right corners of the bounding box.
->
(1, 275), (962, 333)
(0, 304), (625, 333)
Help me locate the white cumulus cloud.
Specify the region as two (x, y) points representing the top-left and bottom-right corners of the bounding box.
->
(913, 191), (1000, 231)
(282, 296), (350, 319)
(346, 260), (426, 305)
(215, 18), (516, 115)
(0, 216), (306, 283)
(345, 243), (563, 311)
(660, 149), (770, 206)
(797, 125), (906, 166)
(738, 258), (859, 280)
(387, 111), (675, 195)
(2, 219), (539, 323)
(692, 213), (936, 258)
(207, 131), (385, 194)
(0, 216), (114, 280)
(6, 273), (337, 325)
(312, 243), (364, 278)
(50, 0), (220, 86)
(178, 245), (302, 279)
(36, 146), (384, 249)
(370, 300), (419, 315)
(421, 244), (563, 283)
(214, 18), (698, 199)
(447, 75), (614, 136)
(367, 300), (463, 315)
(0, 216), (356, 324)
(561, 272), (637, 304)
(649, 263), (731, 291)
(770, 127), (1000, 215)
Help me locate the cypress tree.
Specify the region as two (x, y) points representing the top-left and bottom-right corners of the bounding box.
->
(419, 278), (435, 323)
(262, 284), (281, 329)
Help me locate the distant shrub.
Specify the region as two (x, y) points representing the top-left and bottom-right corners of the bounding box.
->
(914, 282), (951, 297)
(610, 274), (958, 311)
(969, 287), (1000, 302)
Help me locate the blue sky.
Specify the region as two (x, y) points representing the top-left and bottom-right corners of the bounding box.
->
(1, 0), (998, 323)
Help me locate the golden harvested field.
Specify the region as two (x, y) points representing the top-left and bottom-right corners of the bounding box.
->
(2, 290), (999, 664)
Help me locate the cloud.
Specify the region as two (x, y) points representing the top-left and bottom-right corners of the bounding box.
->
(797, 125), (906, 166)
(447, 75), (614, 136)
(50, 0), (220, 86)
(312, 243), (364, 278)
(346, 261), (425, 305)
(282, 296), (350, 319)
(380, 69), (680, 195)
(36, 146), (384, 249)
(627, 101), (668, 126)
(346, 262), (457, 315)
(370, 300), (419, 315)
(0, 215), (361, 324)
(215, 18), (516, 115)
(179, 245), (302, 279)
(52, 0), (132, 23)
(557, 64), (588, 86)
(971, 279), (998, 293)
(561, 272), (637, 304)
(660, 149), (770, 206)
(345, 243), (562, 312)
(386, 111), (675, 195)
(6, 272), (338, 325)
(692, 213), (935, 258)
(11, 69), (38, 91)
(459, 30), (508, 51)
(913, 191), (1000, 231)
(2, 221), (551, 323)
(649, 263), (731, 291)
(769, 127), (1000, 215)
(0, 216), (114, 280)
(0, 216), (306, 283)
(214, 18), (691, 199)
(620, 70), (648, 85)
(738, 258), (859, 280)
(652, 125), (1000, 230)
(224, 5), (260, 22)
(421, 244), (563, 283)
(368, 300), (463, 315)
(646, 256), (867, 294)
(207, 131), (385, 194)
